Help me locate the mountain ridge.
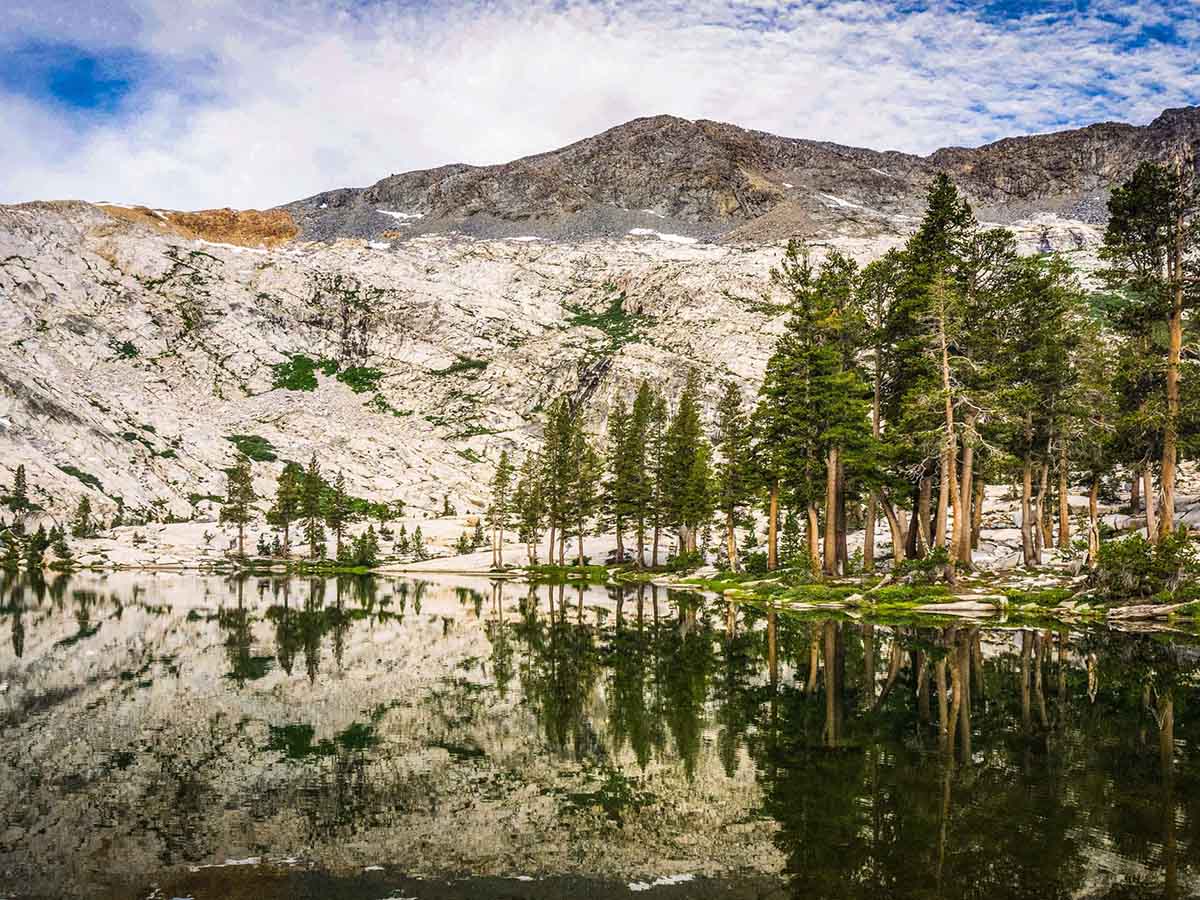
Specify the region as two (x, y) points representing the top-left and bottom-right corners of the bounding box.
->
(284, 105), (1200, 244)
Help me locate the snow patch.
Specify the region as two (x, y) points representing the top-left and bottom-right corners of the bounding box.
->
(319, 202), (328, 209)
(193, 239), (267, 255)
(782, 182), (794, 188)
(367, 241), (392, 250)
(188, 856), (261, 872)
(627, 228), (698, 245)
(364, 865), (384, 871)
(509, 236), (541, 242)
(377, 209), (424, 222)
(868, 167), (892, 178)
(640, 208), (667, 219)
(629, 874), (696, 891)
(818, 193), (865, 210)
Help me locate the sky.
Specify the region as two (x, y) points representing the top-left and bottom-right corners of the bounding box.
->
(0, 0), (1196, 210)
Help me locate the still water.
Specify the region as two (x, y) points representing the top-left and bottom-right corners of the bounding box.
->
(1, 571), (1197, 899)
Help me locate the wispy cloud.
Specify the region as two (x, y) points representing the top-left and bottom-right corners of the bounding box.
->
(0, 0), (1195, 209)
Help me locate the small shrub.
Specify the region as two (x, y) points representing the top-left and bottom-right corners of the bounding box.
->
(1089, 527), (1199, 602)
(225, 434), (277, 462)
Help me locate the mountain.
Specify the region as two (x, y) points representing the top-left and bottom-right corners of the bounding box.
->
(284, 106), (1200, 244)
(0, 107), (1195, 558)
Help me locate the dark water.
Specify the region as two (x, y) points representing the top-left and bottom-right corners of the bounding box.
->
(1, 571), (1198, 900)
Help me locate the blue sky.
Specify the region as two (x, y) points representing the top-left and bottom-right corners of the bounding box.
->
(0, 0), (1196, 208)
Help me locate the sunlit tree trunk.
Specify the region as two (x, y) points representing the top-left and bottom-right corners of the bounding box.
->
(956, 413), (975, 565)
(971, 475), (984, 549)
(918, 476), (933, 555)
(1163, 207), (1183, 537)
(767, 481), (779, 571)
(806, 503), (820, 573)
(824, 447), (839, 575)
(1057, 439), (1070, 549)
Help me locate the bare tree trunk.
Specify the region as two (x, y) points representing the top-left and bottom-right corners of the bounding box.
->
(1131, 473), (1140, 513)
(726, 510), (739, 572)
(547, 522), (556, 568)
(806, 503), (820, 572)
(971, 475), (984, 549)
(1057, 439), (1070, 549)
(1144, 465), (1158, 544)
(864, 494), (876, 571)
(878, 489), (907, 564)
(1163, 214), (1183, 537)
(836, 460), (848, 571)
(956, 413), (975, 565)
(767, 481), (779, 571)
(652, 523), (661, 567)
(1021, 445), (1037, 567)
(824, 447), (839, 575)
(935, 457), (950, 550)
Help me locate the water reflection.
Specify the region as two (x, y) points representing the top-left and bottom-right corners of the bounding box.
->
(1, 571), (1198, 899)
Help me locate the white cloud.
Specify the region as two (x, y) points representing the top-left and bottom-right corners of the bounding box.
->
(0, 0), (1195, 209)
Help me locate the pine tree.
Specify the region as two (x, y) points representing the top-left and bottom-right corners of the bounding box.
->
(713, 380), (750, 571)
(25, 524), (48, 570)
(71, 496), (93, 538)
(513, 452), (545, 564)
(1101, 160), (1198, 539)
(605, 395), (631, 560)
(647, 393), (669, 566)
(663, 371), (708, 554)
(8, 464), (29, 515)
(396, 523), (410, 555)
(566, 425), (602, 565)
(269, 462), (303, 556)
(412, 525), (426, 560)
(220, 455), (256, 557)
(325, 471), (357, 558)
(487, 450), (514, 568)
(301, 453), (326, 559)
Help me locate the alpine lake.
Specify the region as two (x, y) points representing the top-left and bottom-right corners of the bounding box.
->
(1, 570), (1198, 900)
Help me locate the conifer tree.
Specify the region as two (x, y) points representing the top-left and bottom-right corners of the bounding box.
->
(71, 496), (93, 538)
(487, 450), (514, 568)
(647, 393), (670, 565)
(605, 395), (631, 560)
(325, 471), (357, 558)
(269, 462), (303, 556)
(663, 371), (708, 554)
(713, 381), (751, 571)
(412, 525), (426, 560)
(629, 381), (657, 565)
(220, 455), (256, 557)
(1101, 160), (1198, 538)
(301, 453), (326, 559)
(8, 464), (29, 516)
(566, 426), (602, 564)
(513, 452), (545, 564)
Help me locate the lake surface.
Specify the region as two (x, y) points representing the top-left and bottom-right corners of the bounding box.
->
(1, 571), (1198, 900)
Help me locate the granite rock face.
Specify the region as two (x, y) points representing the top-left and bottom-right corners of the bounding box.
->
(7, 107), (1188, 528)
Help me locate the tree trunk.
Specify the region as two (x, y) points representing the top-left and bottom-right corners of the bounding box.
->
(1057, 439), (1070, 549)
(877, 490), (907, 564)
(971, 475), (984, 549)
(726, 510), (739, 572)
(1130, 473), (1140, 513)
(836, 460), (848, 571)
(956, 413), (975, 565)
(577, 522), (584, 566)
(1163, 215), (1183, 536)
(282, 522), (290, 557)
(918, 476), (932, 555)
(1087, 476), (1100, 568)
(547, 522), (556, 568)
(806, 502), (820, 571)
(767, 481), (779, 571)
(615, 518), (624, 562)
(824, 447), (839, 575)
(1144, 465), (1158, 544)
(935, 456), (950, 550)
(238, 524), (245, 558)
(636, 516), (646, 568)
(652, 524), (661, 567)
(1021, 450), (1036, 567)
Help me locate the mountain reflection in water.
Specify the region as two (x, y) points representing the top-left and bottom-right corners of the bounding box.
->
(1, 571), (1197, 899)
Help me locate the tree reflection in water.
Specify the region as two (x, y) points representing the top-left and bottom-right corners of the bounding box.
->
(2, 573), (1199, 899)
